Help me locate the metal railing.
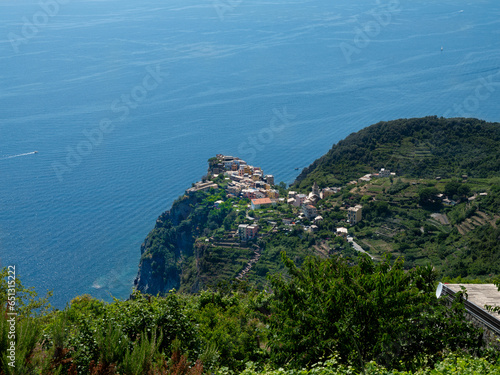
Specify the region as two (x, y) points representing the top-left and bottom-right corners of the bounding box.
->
(436, 283), (500, 336)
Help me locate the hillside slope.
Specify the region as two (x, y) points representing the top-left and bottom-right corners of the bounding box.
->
(292, 116), (500, 278)
(136, 117), (500, 296)
(294, 117), (500, 190)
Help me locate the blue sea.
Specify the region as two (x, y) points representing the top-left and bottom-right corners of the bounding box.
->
(1, 0), (499, 308)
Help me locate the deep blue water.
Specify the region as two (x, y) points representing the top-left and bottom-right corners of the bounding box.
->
(1, 0), (499, 307)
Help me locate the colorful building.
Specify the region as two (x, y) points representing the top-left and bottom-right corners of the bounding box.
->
(251, 198), (273, 210)
(238, 224), (259, 241)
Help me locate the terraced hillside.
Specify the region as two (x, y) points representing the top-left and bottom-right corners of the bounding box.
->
(295, 116), (500, 189)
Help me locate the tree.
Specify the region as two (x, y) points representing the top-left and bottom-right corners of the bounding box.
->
(444, 181), (461, 197)
(0, 267), (53, 317)
(268, 253), (483, 371)
(458, 184), (471, 197)
(418, 187), (439, 206)
(277, 181), (288, 198)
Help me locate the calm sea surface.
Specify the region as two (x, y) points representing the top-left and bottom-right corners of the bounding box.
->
(1, 0), (499, 307)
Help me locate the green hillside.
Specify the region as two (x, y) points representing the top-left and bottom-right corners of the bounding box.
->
(291, 116), (500, 279)
(2, 117), (500, 374)
(136, 117), (500, 295)
(294, 117), (500, 189)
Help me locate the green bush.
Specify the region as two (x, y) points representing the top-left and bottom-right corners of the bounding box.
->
(268, 253), (483, 371)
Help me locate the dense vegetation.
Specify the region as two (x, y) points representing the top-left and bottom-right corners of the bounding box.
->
(5, 117), (500, 374)
(137, 189), (249, 293)
(268, 254), (487, 371)
(138, 185), (326, 295)
(294, 117), (500, 188)
(2, 254), (500, 374)
(137, 117), (500, 296)
(300, 175), (500, 279)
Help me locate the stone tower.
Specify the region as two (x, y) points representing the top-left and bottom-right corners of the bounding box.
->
(312, 181), (320, 196)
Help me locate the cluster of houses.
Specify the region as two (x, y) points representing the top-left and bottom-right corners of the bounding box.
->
(191, 155), (379, 242)
(199, 154), (283, 242)
(187, 154), (280, 205)
(281, 168), (391, 228)
(207, 155), (280, 207)
(286, 182), (343, 221)
(285, 181), (363, 233)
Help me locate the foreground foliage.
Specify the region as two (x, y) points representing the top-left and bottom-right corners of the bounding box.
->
(268, 254), (485, 371)
(2, 256), (500, 374)
(229, 353), (500, 375)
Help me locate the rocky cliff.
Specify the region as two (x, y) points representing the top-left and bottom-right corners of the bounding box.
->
(134, 194), (201, 295)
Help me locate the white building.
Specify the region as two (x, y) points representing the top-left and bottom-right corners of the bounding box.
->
(379, 168), (390, 178)
(251, 198), (274, 210)
(336, 227), (348, 238)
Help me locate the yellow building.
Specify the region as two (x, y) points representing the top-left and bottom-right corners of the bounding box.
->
(347, 205), (362, 225)
(267, 189), (279, 199)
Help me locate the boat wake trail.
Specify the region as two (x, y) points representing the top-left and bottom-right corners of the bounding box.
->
(0, 151), (38, 160)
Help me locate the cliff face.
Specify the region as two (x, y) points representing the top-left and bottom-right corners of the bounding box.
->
(134, 250), (180, 295)
(134, 194), (201, 295)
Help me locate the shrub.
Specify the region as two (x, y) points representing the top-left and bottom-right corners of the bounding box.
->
(268, 253), (483, 371)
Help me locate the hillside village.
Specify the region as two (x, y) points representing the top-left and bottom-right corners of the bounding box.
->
(181, 153), (498, 278)
(184, 154), (402, 254)
(129, 119), (500, 375)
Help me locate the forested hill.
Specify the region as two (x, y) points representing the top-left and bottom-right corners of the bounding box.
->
(294, 117), (500, 190)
